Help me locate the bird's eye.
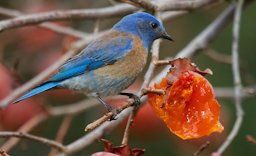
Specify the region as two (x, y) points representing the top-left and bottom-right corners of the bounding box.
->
(150, 22), (158, 29)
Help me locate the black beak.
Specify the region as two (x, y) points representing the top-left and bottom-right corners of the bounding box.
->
(162, 32), (174, 41)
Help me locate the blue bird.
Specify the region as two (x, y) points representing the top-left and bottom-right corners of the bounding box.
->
(14, 12), (173, 111)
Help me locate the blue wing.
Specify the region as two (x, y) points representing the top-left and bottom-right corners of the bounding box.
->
(48, 32), (133, 82)
(14, 32), (133, 103)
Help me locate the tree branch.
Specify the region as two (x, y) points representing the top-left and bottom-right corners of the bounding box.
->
(153, 2), (236, 84)
(0, 7), (87, 38)
(0, 4), (137, 32)
(0, 132), (67, 152)
(0, 0), (222, 33)
(0, 113), (48, 152)
(216, 0), (245, 154)
(49, 115), (74, 156)
(158, 0), (220, 11)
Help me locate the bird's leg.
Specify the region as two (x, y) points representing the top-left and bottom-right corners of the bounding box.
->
(96, 96), (117, 120)
(120, 92), (141, 107)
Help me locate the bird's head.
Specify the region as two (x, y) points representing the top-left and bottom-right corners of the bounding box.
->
(113, 12), (173, 50)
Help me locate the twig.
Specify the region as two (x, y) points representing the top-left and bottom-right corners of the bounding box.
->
(119, 0), (157, 12)
(0, 0), (222, 32)
(0, 32), (105, 108)
(217, 0), (244, 154)
(161, 10), (188, 21)
(61, 107), (133, 155)
(193, 141), (211, 156)
(153, 2), (237, 84)
(1, 113), (48, 152)
(158, 0), (218, 11)
(205, 48), (232, 64)
(214, 87), (252, 99)
(0, 4), (137, 32)
(245, 135), (256, 144)
(49, 115), (74, 156)
(142, 88), (165, 95)
(0, 7), (87, 38)
(0, 149), (9, 156)
(48, 99), (99, 116)
(56, 116), (73, 142)
(177, 3), (235, 58)
(120, 0), (219, 12)
(84, 101), (133, 132)
(153, 59), (172, 66)
(121, 108), (136, 145)
(0, 132), (66, 152)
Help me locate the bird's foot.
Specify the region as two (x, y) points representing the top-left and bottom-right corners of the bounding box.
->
(109, 109), (118, 121)
(120, 92), (141, 107)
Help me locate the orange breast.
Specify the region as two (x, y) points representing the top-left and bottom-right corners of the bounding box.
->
(95, 35), (148, 79)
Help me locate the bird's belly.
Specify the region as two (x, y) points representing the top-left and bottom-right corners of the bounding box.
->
(60, 71), (137, 96)
(60, 35), (148, 96)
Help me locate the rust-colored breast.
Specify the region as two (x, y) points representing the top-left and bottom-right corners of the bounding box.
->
(95, 34), (148, 79)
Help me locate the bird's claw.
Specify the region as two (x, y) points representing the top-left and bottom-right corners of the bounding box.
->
(120, 92), (141, 107)
(109, 109), (118, 121)
(129, 94), (141, 107)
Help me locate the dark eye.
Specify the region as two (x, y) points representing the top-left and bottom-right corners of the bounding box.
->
(150, 22), (158, 29)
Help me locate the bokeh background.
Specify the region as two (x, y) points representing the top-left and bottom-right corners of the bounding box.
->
(0, 0), (255, 155)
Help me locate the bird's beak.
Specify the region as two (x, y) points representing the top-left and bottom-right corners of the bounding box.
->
(162, 32), (174, 41)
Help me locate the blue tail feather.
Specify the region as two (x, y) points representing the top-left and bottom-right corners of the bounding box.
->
(14, 82), (59, 103)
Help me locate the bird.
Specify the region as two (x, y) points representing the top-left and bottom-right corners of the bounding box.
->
(14, 12), (173, 112)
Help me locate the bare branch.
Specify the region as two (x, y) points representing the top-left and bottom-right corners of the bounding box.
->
(177, 3), (235, 58)
(246, 135), (256, 144)
(0, 7), (87, 38)
(0, 4), (137, 32)
(0, 132), (67, 152)
(161, 10), (188, 21)
(214, 87), (252, 99)
(1, 113), (48, 152)
(217, 0), (245, 154)
(205, 48), (232, 64)
(142, 88), (165, 95)
(0, 149), (9, 156)
(120, 0), (219, 12)
(121, 108), (136, 145)
(193, 141), (210, 156)
(63, 107), (133, 155)
(153, 2), (236, 84)
(118, 0), (157, 12)
(0, 0), (223, 33)
(49, 115), (73, 156)
(84, 101), (133, 132)
(48, 99), (98, 116)
(158, 0), (219, 11)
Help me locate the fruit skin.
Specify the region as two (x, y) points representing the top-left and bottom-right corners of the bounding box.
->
(131, 102), (164, 139)
(91, 152), (119, 156)
(0, 64), (44, 130)
(148, 71), (224, 140)
(0, 64), (12, 99)
(0, 98), (44, 131)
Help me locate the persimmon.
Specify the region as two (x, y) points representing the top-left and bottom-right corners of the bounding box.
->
(147, 58), (224, 140)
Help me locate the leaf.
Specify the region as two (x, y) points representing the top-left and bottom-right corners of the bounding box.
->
(101, 139), (145, 156)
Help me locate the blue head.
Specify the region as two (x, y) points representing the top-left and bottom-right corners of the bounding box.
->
(113, 12), (173, 50)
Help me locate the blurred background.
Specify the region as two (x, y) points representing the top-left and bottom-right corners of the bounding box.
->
(0, 0), (255, 155)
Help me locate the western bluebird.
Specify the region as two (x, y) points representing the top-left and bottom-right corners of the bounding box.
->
(14, 12), (173, 111)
